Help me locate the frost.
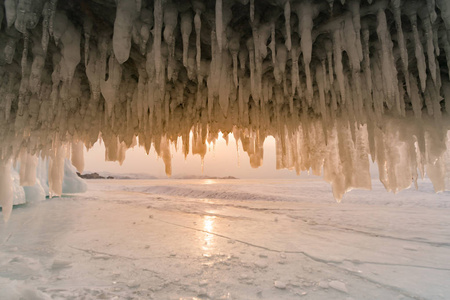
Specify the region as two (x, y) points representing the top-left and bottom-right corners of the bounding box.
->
(0, 0), (450, 211)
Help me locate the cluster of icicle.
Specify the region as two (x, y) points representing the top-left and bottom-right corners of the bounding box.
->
(1, 0), (450, 215)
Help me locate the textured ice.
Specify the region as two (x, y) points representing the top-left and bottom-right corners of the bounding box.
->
(2, 178), (449, 299)
(1, 0), (450, 217)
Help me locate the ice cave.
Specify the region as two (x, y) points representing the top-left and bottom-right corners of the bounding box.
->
(1, 0), (450, 221)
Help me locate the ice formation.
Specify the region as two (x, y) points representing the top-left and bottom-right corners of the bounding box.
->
(0, 157), (87, 221)
(1, 0), (450, 217)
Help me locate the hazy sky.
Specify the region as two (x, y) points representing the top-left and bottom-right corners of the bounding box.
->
(84, 133), (320, 179)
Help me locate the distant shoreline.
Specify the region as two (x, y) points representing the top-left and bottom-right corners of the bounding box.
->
(77, 172), (238, 180)
(76, 172), (115, 180)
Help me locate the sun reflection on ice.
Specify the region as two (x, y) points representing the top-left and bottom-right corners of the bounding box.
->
(202, 215), (216, 252)
(203, 179), (216, 185)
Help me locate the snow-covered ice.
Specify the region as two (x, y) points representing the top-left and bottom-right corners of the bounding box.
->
(1, 0), (450, 214)
(1, 178), (449, 299)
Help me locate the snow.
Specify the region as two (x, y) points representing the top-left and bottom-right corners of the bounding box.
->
(1, 0), (450, 213)
(0, 178), (449, 299)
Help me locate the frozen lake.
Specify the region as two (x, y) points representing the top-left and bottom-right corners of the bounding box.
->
(1, 178), (450, 299)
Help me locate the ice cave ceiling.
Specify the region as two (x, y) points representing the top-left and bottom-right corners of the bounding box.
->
(0, 0), (450, 204)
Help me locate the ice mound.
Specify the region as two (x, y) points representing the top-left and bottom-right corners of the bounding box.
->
(0, 0), (450, 215)
(62, 159), (88, 194)
(0, 157), (86, 221)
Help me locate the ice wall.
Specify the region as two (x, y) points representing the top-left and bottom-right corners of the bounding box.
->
(1, 0), (450, 211)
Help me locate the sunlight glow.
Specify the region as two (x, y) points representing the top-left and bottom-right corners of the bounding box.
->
(202, 215), (216, 251)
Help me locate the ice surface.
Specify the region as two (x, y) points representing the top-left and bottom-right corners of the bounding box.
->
(0, 0), (450, 210)
(1, 179), (450, 299)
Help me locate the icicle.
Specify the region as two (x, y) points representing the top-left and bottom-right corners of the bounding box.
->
(181, 11), (193, 68)
(50, 53), (61, 108)
(443, 80), (450, 114)
(218, 52), (231, 116)
(247, 37), (256, 100)
(136, 0), (142, 13)
(443, 33), (450, 81)
(269, 21), (276, 66)
(419, 12), (437, 84)
(21, 31), (29, 78)
(332, 28), (345, 103)
(348, 0), (363, 64)
(71, 141), (85, 173)
(49, 0), (58, 37)
(15, 0), (33, 33)
(284, 1), (292, 51)
(361, 25), (372, 94)
(4, 38), (16, 64)
(4, 83), (14, 121)
(408, 12), (427, 92)
(255, 22), (271, 92)
(376, 9), (397, 101)
(316, 64), (327, 125)
(290, 36), (301, 104)
(101, 53), (122, 117)
(437, 0), (450, 38)
(0, 159), (13, 222)
(239, 46), (248, 72)
(390, 0), (410, 95)
(84, 17), (93, 66)
(216, 0), (223, 52)
(229, 32), (240, 88)
(29, 55), (45, 94)
(324, 40), (334, 87)
(154, 0), (163, 87)
(19, 151), (37, 186)
(296, 1), (316, 103)
(140, 24), (150, 55)
(193, 1), (205, 78)
(56, 12), (81, 84)
(163, 2), (178, 81)
(409, 76), (422, 119)
(250, 0), (255, 23)
(433, 28), (439, 58)
(42, 2), (50, 54)
(113, 0), (137, 64)
(48, 145), (65, 198)
(326, 0), (334, 11)
(426, 0), (437, 23)
(4, 0), (17, 28)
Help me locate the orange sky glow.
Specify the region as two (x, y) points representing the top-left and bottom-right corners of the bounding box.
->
(84, 132), (319, 179)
